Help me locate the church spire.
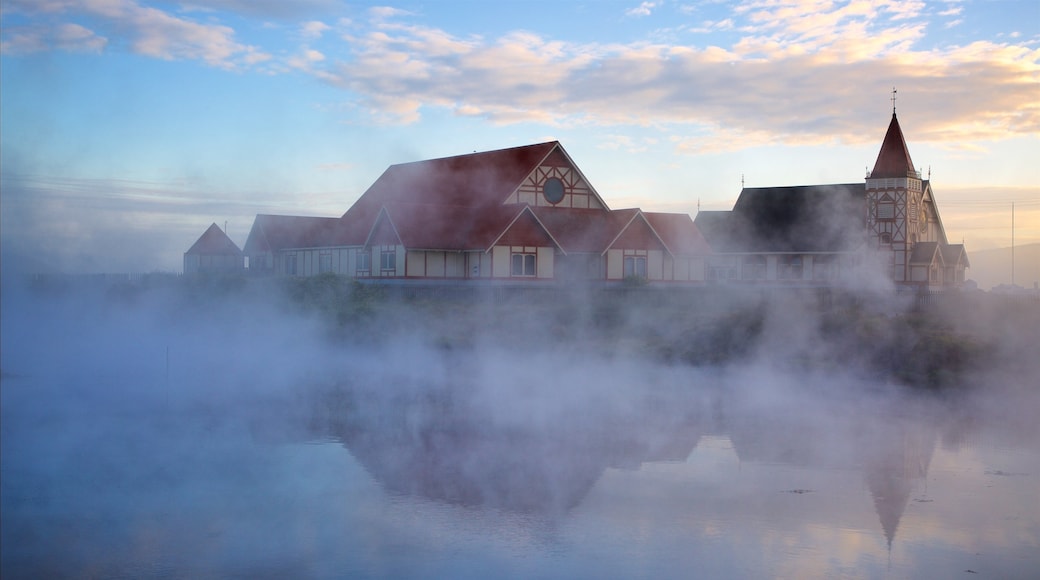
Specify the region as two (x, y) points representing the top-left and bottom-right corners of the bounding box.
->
(870, 97), (917, 179)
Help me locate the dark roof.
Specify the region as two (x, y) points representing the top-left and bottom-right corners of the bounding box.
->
(242, 214), (343, 253)
(186, 223), (242, 256)
(909, 241), (941, 265)
(692, 211), (736, 251)
(941, 244), (969, 267)
(710, 184), (866, 252)
(871, 113), (917, 179)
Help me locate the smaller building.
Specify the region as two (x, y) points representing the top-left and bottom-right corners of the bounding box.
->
(184, 223), (244, 274)
(694, 111), (969, 289)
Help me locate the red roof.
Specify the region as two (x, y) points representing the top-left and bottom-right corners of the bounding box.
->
(530, 207), (634, 253)
(371, 202), (527, 250)
(871, 113), (917, 179)
(643, 212), (712, 255)
(243, 214), (343, 253)
(343, 142), (558, 215)
(186, 223), (242, 256)
(240, 141), (711, 260)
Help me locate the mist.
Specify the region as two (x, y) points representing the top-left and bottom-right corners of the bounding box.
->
(2, 271), (1038, 578)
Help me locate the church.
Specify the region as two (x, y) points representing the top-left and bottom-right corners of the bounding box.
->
(187, 109), (967, 289)
(694, 109), (969, 289)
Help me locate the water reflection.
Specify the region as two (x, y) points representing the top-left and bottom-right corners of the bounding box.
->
(308, 381), (708, 513)
(303, 377), (953, 557)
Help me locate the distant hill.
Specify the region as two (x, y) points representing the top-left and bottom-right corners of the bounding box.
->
(965, 243), (1040, 291)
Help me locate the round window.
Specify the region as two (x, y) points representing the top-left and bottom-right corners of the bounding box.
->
(542, 177), (565, 204)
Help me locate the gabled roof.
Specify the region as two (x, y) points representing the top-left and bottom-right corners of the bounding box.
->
(870, 113), (917, 179)
(643, 212), (712, 255)
(186, 223), (242, 256)
(343, 142), (559, 218)
(909, 241), (942, 265)
(372, 202), (528, 251)
(940, 243), (969, 268)
(530, 207), (636, 253)
(243, 214), (342, 253)
(693, 211), (739, 252)
(716, 184), (866, 252)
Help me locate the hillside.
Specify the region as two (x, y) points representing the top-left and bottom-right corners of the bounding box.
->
(965, 243), (1040, 291)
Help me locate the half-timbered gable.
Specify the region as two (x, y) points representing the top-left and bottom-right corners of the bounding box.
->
(489, 208), (560, 279)
(507, 146), (608, 210)
(605, 213), (669, 281)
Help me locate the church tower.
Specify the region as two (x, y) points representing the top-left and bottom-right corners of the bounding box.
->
(866, 93), (924, 283)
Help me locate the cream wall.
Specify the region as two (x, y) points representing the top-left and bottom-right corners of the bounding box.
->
(605, 249), (623, 279)
(537, 247), (554, 278)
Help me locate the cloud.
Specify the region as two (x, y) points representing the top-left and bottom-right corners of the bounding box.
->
(626, 2), (659, 17)
(302, 1), (1039, 150)
(1, 0), (270, 69)
(300, 20), (330, 40)
(177, 0), (343, 20)
(1, 22), (108, 54)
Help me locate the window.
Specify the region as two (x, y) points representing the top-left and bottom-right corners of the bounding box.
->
(877, 198), (895, 220)
(356, 250), (371, 276)
(543, 177), (565, 204)
(708, 258), (737, 281)
(380, 249), (397, 273)
(511, 252), (536, 276)
(285, 253), (297, 276)
(742, 256), (766, 280)
(623, 256), (647, 278)
(879, 232), (892, 246)
(319, 252), (332, 274)
(813, 256), (837, 281)
(778, 256), (802, 280)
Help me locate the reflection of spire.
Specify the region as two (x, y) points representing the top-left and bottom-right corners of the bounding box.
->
(864, 424), (936, 552)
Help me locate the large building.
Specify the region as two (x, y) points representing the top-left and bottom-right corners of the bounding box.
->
(694, 111), (968, 289)
(240, 141), (711, 284)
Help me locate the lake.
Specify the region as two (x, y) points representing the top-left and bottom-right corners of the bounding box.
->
(2, 285), (1038, 579)
(2, 359), (1037, 579)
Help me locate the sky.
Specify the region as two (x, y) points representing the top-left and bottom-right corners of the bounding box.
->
(1, 0), (1038, 274)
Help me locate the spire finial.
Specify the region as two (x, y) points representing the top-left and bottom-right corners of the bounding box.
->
(891, 87), (897, 115)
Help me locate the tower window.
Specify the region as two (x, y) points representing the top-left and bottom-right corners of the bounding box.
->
(877, 200), (895, 220)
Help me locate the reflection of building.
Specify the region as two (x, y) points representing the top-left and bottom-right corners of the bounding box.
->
(724, 398), (937, 551)
(695, 111), (969, 288)
(319, 384), (705, 513)
(183, 222), (243, 274)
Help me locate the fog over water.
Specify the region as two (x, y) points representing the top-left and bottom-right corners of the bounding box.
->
(2, 274), (1038, 578)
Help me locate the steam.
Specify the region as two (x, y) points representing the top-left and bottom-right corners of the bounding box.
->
(2, 269), (1038, 576)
